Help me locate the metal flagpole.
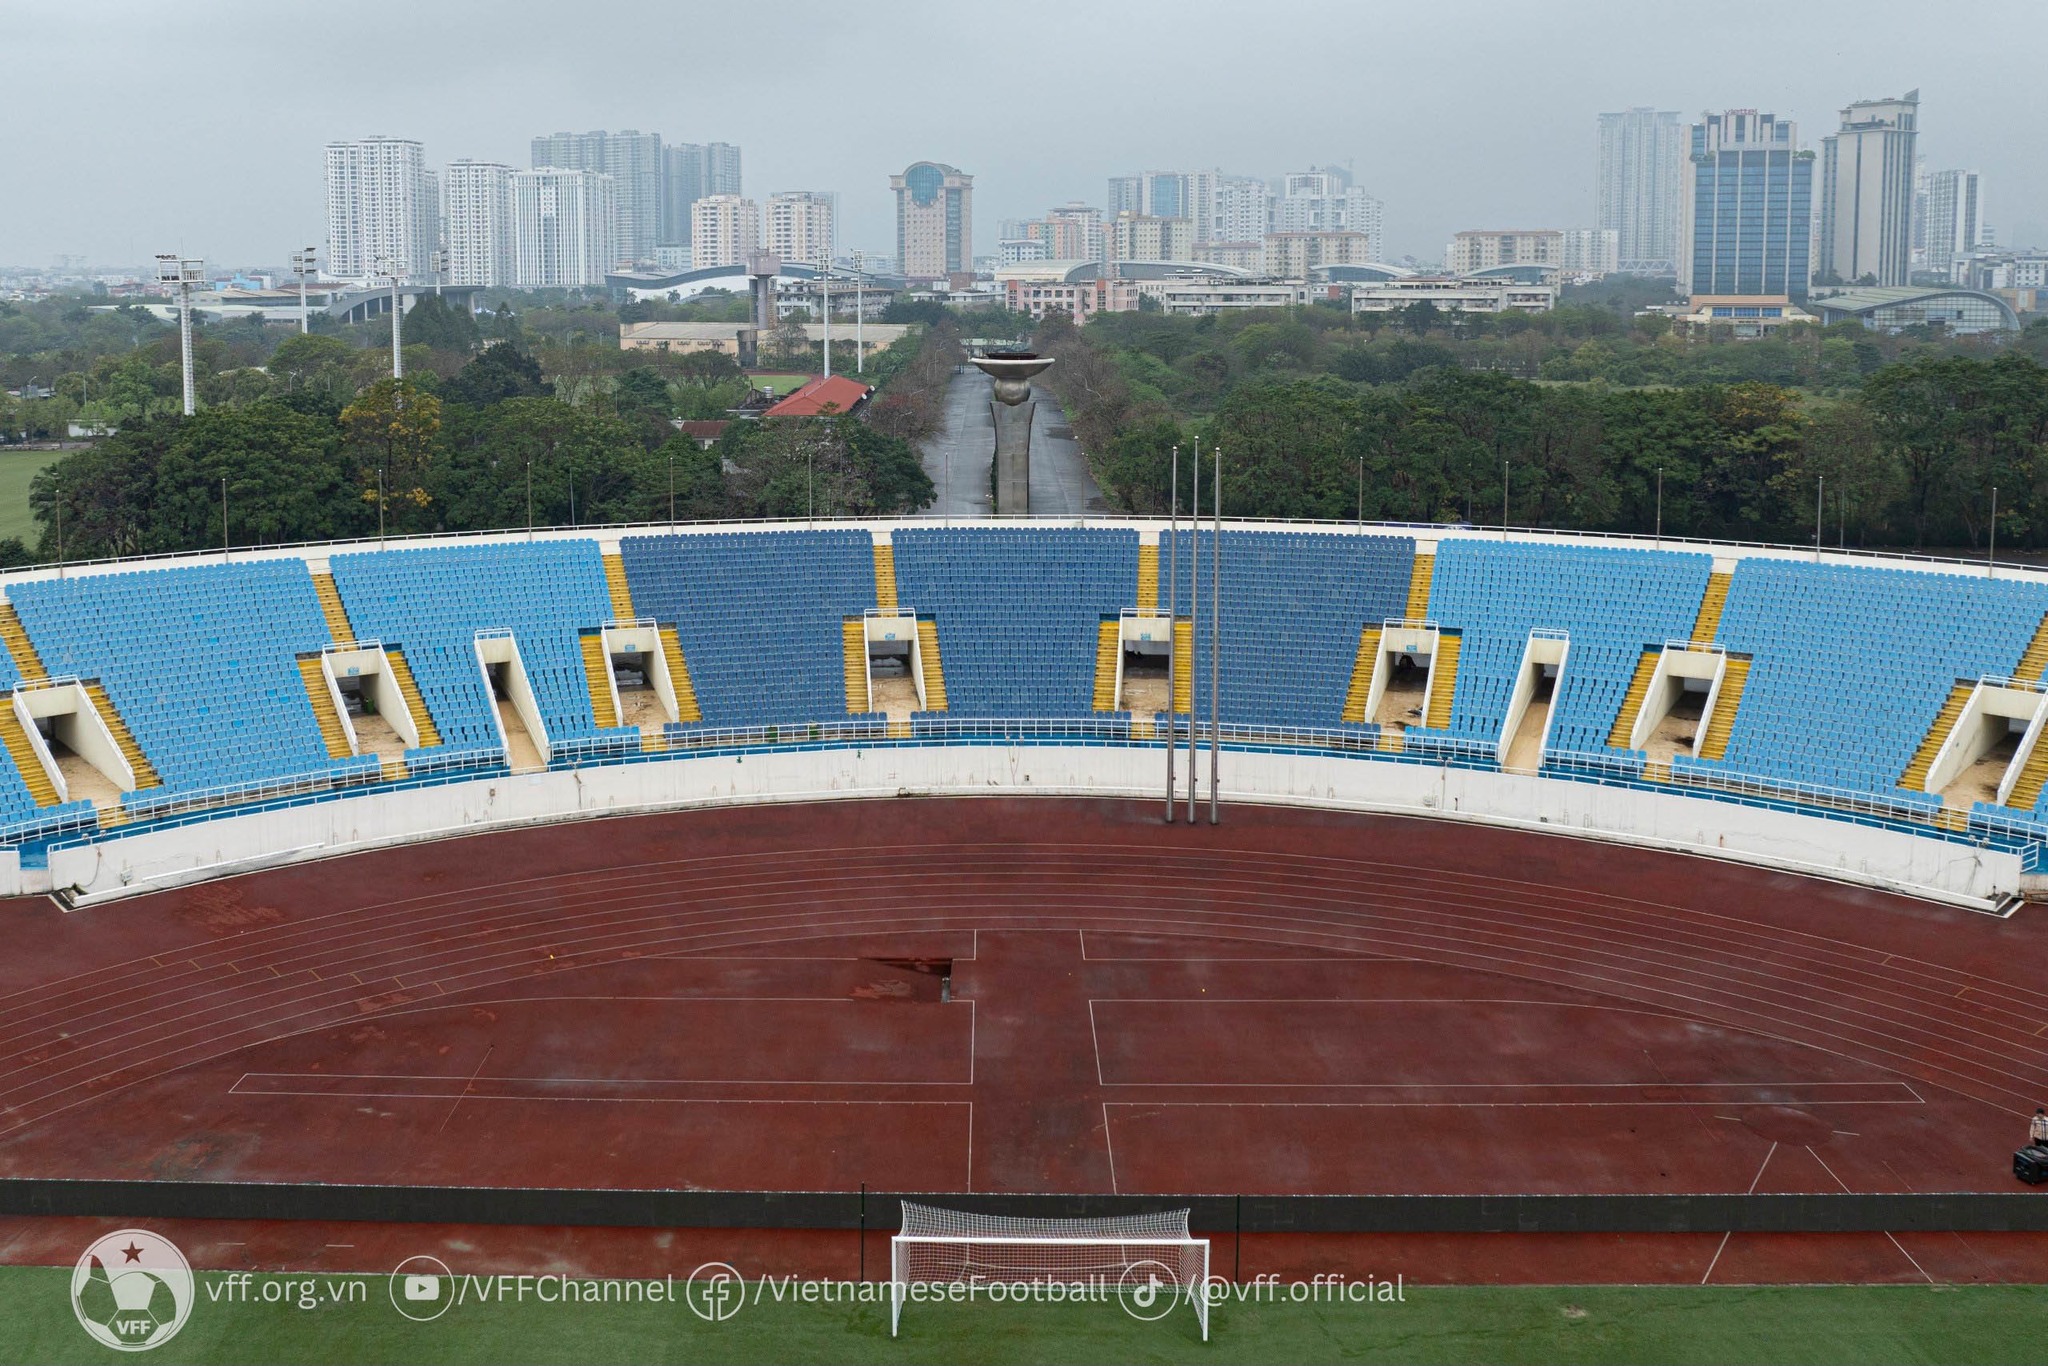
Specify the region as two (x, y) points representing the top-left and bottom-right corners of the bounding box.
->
(1165, 446), (1178, 823)
(1989, 486), (1998, 579)
(1187, 437), (1200, 825)
(1209, 442), (1221, 826)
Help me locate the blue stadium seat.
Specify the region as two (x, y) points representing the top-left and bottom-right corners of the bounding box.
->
(619, 530), (874, 728)
(1681, 558), (2048, 807)
(1420, 540), (1712, 756)
(329, 540), (618, 758)
(1161, 530), (1414, 728)
(893, 527), (1139, 717)
(10, 560), (357, 796)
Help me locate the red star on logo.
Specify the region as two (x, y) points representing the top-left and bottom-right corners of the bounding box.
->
(121, 1242), (145, 1263)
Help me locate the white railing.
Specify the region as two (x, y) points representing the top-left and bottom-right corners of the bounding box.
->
(2, 514), (2041, 587)
(15, 718), (2041, 855)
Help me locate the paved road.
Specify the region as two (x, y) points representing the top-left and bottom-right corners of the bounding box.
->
(916, 368), (1106, 519)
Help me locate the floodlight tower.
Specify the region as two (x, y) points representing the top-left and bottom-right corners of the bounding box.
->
(378, 259), (404, 382)
(430, 248), (447, 296)
(852, 249), (865, 374)
(289, 246), (317, 333)
(819, 251), (831, 380)
(155, 254), (203, 415)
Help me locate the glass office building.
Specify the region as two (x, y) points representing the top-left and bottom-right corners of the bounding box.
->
(1680, 110), (1813, 300)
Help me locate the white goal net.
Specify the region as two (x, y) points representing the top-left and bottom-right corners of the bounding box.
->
(891, 1201), (1209, 1340)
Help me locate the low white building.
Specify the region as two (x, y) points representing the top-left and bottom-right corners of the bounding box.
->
(1350, 277), (1557, 316)
(1151, 279), (1305, 315)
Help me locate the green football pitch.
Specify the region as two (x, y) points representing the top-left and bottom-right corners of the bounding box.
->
(2, 1268), (2043, 1365)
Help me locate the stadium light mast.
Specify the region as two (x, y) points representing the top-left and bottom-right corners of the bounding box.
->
(378, 259), (404, 382)
(1187, 436), (1200, 825)
(431, 249), (447, 297)
(1165, 445), (1178, 823)
(1209, 442), (1221, 826)
(290, 246), (317, 333)
(853, 249), (865, 375)
(155, 254), (203, 415)
(820, 252), (831, 381)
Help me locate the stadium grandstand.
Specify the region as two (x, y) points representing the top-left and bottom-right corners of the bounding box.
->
(0, 518), (2045, 911)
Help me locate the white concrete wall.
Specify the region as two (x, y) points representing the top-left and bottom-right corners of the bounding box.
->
(31, 742), (2019, 912)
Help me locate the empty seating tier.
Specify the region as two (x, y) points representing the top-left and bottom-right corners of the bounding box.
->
(1424, 633), (1461, 730)
(619, 530), (875, 729)
(1682, 558), (2048, 805)
(0, 708), (58, 807)
(1694, 656), (1748, 760)
(1136, 545), (1160, 612)
(658, 627), (702, 723)
(10, 560), (350, 796)
(1422, 541), (1712, 756)
(2015, 612), (2048, 682)
(1163, 530), (1414, 729)
(330, 542), (614, 757)
(892, 528), (1137, 718)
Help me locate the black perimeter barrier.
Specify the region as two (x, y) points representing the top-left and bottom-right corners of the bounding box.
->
(2, 1180), (2045, 1234)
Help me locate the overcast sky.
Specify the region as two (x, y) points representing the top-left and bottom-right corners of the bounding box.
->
(5, 0), (2040, 269)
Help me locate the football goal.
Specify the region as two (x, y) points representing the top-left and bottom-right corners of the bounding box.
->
(890, 1201), (1209, 1340)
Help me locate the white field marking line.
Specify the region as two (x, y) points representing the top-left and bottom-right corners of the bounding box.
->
(1096, 1098), (1921, 1110)
(223, 1087), (976, 1110)
(1701, 1233), (1732, 1285)
(435, 1043), (492, 1136)
(964, 1101), (974, 1193)
(233, 1073), (975, 1091)
(1809, 1145), (1854, 1194)
(1089, 1001), (1105, 1088)
(13, 903), (2036, 1143)
(1748, 1143), (1778, 1194)
(1886, 1232), (1936, 1283)
(12, 909), (2031, 1130)
(1103, 1102), (1118, 1195)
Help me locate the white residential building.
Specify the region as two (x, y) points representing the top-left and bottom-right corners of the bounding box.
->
(510, 168), (618, 288)
(1596, 109), (1684, 275)
(1925, 169), (1985, 281)
(1272, 176), (1382, 255)
(324, 136), (438, 281)
(1818, 91), (1919, 286)
(1445, 230), (1564, 275)
(1209, 176), (1271, 245)
(441, 160), (515, 288)
(531, 130), (662, 265)
(692, 194), (760, 270)
(1561, 228), (1620, 276)
(766, 191), (835, 267)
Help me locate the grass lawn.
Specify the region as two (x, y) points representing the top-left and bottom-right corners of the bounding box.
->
(2, 1268), (2042, 1365)
(744, 372), (814, 394)
(0, 446), (61, 544)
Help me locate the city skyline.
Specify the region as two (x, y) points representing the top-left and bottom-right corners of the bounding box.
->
(4, 0), (2040, 270)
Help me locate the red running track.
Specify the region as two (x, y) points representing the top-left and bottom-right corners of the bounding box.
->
(1, 796), (2046, 1285)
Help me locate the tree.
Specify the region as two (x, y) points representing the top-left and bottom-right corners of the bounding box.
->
(442, 343), (550, 406)
(153, 402), (362, 548)
(719, 416), (932, 518)
(339, 379), (444, 533)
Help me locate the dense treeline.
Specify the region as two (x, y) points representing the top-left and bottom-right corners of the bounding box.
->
(1035, 302), (2048, 551)
(22, 330), (935, 563)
